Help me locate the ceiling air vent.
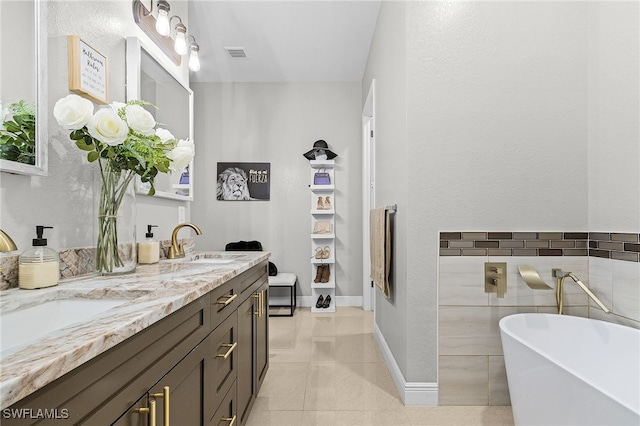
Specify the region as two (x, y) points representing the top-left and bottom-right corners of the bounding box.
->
(224, 47), (248, 59)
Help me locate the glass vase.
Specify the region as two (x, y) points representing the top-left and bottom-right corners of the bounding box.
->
(96, 163), (137, 275)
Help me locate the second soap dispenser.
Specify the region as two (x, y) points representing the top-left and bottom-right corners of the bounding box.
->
(19, 226), (60, 290)
(138, 225), (160, 264)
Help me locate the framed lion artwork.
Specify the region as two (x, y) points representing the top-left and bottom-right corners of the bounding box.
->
(216, 162), (271, 201)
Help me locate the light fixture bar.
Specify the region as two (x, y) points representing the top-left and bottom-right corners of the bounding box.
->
(132, 0), (181, 65)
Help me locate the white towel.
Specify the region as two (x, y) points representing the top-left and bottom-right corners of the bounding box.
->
(370, 207), (391, 298)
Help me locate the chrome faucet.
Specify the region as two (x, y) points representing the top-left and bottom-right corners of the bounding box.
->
(168, 223), (202, 259)
(553, 269), (611, 315)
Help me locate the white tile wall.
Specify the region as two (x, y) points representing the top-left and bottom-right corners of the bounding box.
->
(438, 254), (639, 406)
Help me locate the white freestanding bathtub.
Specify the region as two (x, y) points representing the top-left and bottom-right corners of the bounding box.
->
(499, 313), (640, 426)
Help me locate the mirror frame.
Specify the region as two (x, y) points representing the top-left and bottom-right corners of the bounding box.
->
(125, 36), (194, 201)
(0, 0), (48, 176)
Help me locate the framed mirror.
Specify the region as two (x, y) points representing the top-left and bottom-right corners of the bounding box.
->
(0, 0), (48, 176)
(126, 36), (194, 201)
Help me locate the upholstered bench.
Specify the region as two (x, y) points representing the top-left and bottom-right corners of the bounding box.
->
(268, 273), (297, 317)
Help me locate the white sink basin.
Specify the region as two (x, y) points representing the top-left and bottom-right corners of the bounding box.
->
(1, 298), (127, 353)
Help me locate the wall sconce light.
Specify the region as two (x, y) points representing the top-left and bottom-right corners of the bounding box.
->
(154, 0), (171, 36)
(172, 17), (188, 55)
(132, 0), (202, 71)
(187, 36), (200, 71)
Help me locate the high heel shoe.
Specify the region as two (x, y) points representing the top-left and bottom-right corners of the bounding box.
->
(320, 264), (330, 283)
(314, 265), (324, 283)
(316, 295), (324, 308)
(322, 295), (331, 308)
(316, 196), (324, 210)
(324, 196), (332, 210)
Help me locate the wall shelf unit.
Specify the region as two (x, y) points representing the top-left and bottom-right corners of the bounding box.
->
(309, 160), (336, 313)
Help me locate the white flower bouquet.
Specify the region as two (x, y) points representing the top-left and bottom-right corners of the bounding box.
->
(54, 94), (195, 273)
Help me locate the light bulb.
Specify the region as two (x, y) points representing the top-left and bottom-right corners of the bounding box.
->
(189, 49), (200, 71)
(174, 30), (187, 55)
(155, 10), (170, 36)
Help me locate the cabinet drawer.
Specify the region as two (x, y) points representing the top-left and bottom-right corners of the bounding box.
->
(206, 311), (238, 418)
(209, 381), (237, 426)
(211, 261), (267, 329)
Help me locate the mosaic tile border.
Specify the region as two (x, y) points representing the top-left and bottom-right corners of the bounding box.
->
(439, 232), (640, 262)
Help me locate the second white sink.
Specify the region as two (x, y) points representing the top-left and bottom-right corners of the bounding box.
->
(1, 298), (127, 354)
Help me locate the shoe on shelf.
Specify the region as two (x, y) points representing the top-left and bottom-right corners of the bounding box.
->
(322, 295), (331, 308)
(316, 295), (324, 308)
(315, 247), (324, 259)
(314, 265), (324, 283)
(324, 196), (332, 210)
(321, 264), (330, 283)
(316, 196), (324, 210)
(322, 246), (331, 259)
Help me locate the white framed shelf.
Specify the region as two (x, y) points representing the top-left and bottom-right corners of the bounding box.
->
(311, 234), (335, 239)
(309, 159), (336, 313)
(310, 185), (335, 192)
(310, 160), (335, 169)
(310, 258), (335, 264)
(311, 282), (335, 289)
(311, 209), (335, 215)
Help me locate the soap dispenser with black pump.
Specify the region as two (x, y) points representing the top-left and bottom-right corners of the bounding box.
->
(138, 225), (160, 264)
(19, 226), (60, 289)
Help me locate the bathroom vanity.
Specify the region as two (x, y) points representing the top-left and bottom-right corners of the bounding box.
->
(0, 252), (269, 425)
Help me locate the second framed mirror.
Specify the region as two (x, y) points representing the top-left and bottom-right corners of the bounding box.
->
(125, 36), (194, 201)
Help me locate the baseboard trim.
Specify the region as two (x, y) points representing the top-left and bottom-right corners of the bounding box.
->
(373, 322), (438, 406)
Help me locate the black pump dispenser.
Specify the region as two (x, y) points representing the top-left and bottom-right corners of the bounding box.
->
(33, 226), (53, 246)
(146, 225), (158, 238)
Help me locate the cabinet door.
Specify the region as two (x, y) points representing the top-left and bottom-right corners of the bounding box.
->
(255, 284), (269, 393)
(206, 311), (238, 419)
(236, 296), (256, 426)
(150, 341), (208, 426)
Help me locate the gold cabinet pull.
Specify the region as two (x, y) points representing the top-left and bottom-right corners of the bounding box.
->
(216, 293), (238, 306)
(221, 415), (237, 426)
(137, 399), (157, 426)
(151, 386), (170, 426)
(252, 292), (263, 317)
(216, 342), (238, 359)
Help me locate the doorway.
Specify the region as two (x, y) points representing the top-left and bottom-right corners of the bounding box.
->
(362, 80), (375, 312)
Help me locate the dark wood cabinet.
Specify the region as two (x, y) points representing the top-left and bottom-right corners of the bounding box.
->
(2, 261), (268, 426)
(237, 280), (269, 426)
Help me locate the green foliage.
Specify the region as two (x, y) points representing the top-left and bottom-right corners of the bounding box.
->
(0, 100), (36, 165)
(68, 101), (177, 196)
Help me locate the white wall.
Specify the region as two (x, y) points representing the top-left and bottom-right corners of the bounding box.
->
(191, 82), (363, 300)
(0, 0), (192, 252)
(587, 1), (639, 328)
(587, 1), (640, 232)
(362, 1), (409, 380)
(365, 0), (593, 389)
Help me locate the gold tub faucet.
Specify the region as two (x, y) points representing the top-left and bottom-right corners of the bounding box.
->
(553, 269), (611, 315)
(168, 223), (202, 259)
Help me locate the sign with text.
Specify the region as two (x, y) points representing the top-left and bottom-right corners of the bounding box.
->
(68, 35), (108, 104)
(216, 162), (270, 201)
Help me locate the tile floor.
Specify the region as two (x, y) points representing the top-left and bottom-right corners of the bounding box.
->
(246, 307), (515, 426)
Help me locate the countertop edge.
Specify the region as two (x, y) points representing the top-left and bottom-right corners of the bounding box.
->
(0, 251), (270, 408)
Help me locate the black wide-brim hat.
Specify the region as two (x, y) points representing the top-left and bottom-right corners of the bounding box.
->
(303, 140), (338, 160)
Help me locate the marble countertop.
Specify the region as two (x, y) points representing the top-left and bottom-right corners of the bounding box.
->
(0, 251), (270, 409)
